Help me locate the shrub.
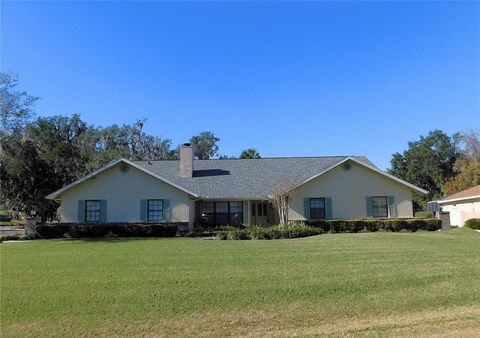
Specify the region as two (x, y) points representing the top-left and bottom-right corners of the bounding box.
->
(0, 214), (12, 222)
(365, 221), (379, 232)
(0, 234), (20, 242)
(464, 218), (480, 230)
(384, 219), (408, 232)
(226, 228), (250, 240)
(415, 211), (434, 218)
(405, 219), (423, 232)
(305, 218), (441, 233)
(0, 234), (33, 242)
(33, 223), (179, 239)
(35, 224), (72, 238)
(216, 223), (322, 240)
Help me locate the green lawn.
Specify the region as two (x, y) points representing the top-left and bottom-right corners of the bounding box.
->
(1, 229), (479, 337)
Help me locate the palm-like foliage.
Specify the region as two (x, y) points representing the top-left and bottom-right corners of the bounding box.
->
(240, 148), (261, 159)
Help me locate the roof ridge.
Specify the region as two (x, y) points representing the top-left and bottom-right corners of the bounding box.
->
(133, 155), (365, 162)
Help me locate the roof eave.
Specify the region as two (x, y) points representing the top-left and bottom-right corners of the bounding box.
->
(438, 195), (480, 204)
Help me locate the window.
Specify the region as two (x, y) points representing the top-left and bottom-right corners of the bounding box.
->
(251, 204), (256, 216)
(215, 202), (229, 225)
(372, 196), (388, 218)
(229, 202), (243, 226)
(201, 202), (215, 225)
(147, 199), (164, 222)
(310, 198), (326, 220)
(200, 201), (244, 226)
(85, 200), (101, 223)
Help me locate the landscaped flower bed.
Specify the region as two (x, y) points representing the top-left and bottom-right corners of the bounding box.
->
(216, 218), (442, 240)
(216, 223), (322, 240)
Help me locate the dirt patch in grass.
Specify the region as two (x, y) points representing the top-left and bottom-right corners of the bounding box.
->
(146, 304), (480, 337)
(8, 303), (474, 337)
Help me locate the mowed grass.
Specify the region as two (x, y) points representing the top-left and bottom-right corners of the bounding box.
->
(1, 229), (479, 337)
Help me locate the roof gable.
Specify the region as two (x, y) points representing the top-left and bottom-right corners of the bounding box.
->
(291, 157), (428, 194)
(46, 159), (198, 200)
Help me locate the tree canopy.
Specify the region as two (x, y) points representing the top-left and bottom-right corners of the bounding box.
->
(0, 73), (222, 220)
(240, 148), (261, 159)
(0, 73), (38, 136)
(442, 161), (480, 196)
(189, 131), (220, 160)
(388, 130), (460, 209)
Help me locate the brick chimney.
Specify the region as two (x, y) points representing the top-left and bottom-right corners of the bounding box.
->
(180, 143), (193, 178)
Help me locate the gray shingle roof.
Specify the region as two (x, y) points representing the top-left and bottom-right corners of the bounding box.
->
(134, 156), (376, 199)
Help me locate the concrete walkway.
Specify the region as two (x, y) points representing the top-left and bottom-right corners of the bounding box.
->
(0, 226), (25, 237)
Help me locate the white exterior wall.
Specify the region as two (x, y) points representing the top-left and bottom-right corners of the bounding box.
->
(289, 162), (414, 220)
(440, 198), (480, 227)
(59, 163), (194, 226)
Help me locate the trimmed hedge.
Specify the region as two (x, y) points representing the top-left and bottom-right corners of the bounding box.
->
(0, 234), (33, 242)
(33, 223), (181, 239)
(464, 218), (480, 230)
(304, 218), (441, 233)
(0, 214), (12, 222)
(415, 211), (434, 218)
(216, 224), (322, 240)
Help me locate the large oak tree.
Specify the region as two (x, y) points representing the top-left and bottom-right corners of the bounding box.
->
(388, 130), (460, 210)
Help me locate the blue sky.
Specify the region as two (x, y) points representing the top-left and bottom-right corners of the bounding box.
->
(1, 1), (479, 169)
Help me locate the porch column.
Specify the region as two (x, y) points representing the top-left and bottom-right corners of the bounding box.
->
(243, 200), (250, 225)
(188, 199), (196, 230)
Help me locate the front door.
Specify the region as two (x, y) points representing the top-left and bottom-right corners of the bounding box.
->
(251, 202), (276, 226)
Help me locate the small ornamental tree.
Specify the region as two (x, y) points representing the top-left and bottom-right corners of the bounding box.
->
(268, 178), (298, 227)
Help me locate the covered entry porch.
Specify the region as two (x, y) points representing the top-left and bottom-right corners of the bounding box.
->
(195, 200), (279, 227)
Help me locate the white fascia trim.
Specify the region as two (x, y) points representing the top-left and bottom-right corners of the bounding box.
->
(45, 158), (198, 200)
(292, 157), (428, 195)
(437, 195), (480, 204)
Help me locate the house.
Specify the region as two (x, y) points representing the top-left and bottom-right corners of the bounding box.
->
(437, 185), (480, 227)
(46, 144), (427, 228)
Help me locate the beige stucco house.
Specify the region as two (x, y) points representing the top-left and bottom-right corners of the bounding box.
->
(437, 185), (480, 227)
(47, 144), (427, 228)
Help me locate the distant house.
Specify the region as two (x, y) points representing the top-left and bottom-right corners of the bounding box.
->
(46, 144), (427, 228)
(437, 185), (480, 227)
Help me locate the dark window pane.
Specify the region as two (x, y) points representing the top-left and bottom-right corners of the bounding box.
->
(258, 204), (263, 216)
(230, 202), (243, 213)
(310, 198), (325, 220)
(216, 202), (228, 213)
(251, 204), (256, 216)
(200, 213), (215, 226)
(263, 203), (268, 216)
(201, 202), (215, 214)
(148, 199), (164, 221)
(85, 200), (101, 222)
(216, 213), (229, 225)
(372, 196), (388, 218)
(229, 213), (243, 226)
(200, 201), (244, 227)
